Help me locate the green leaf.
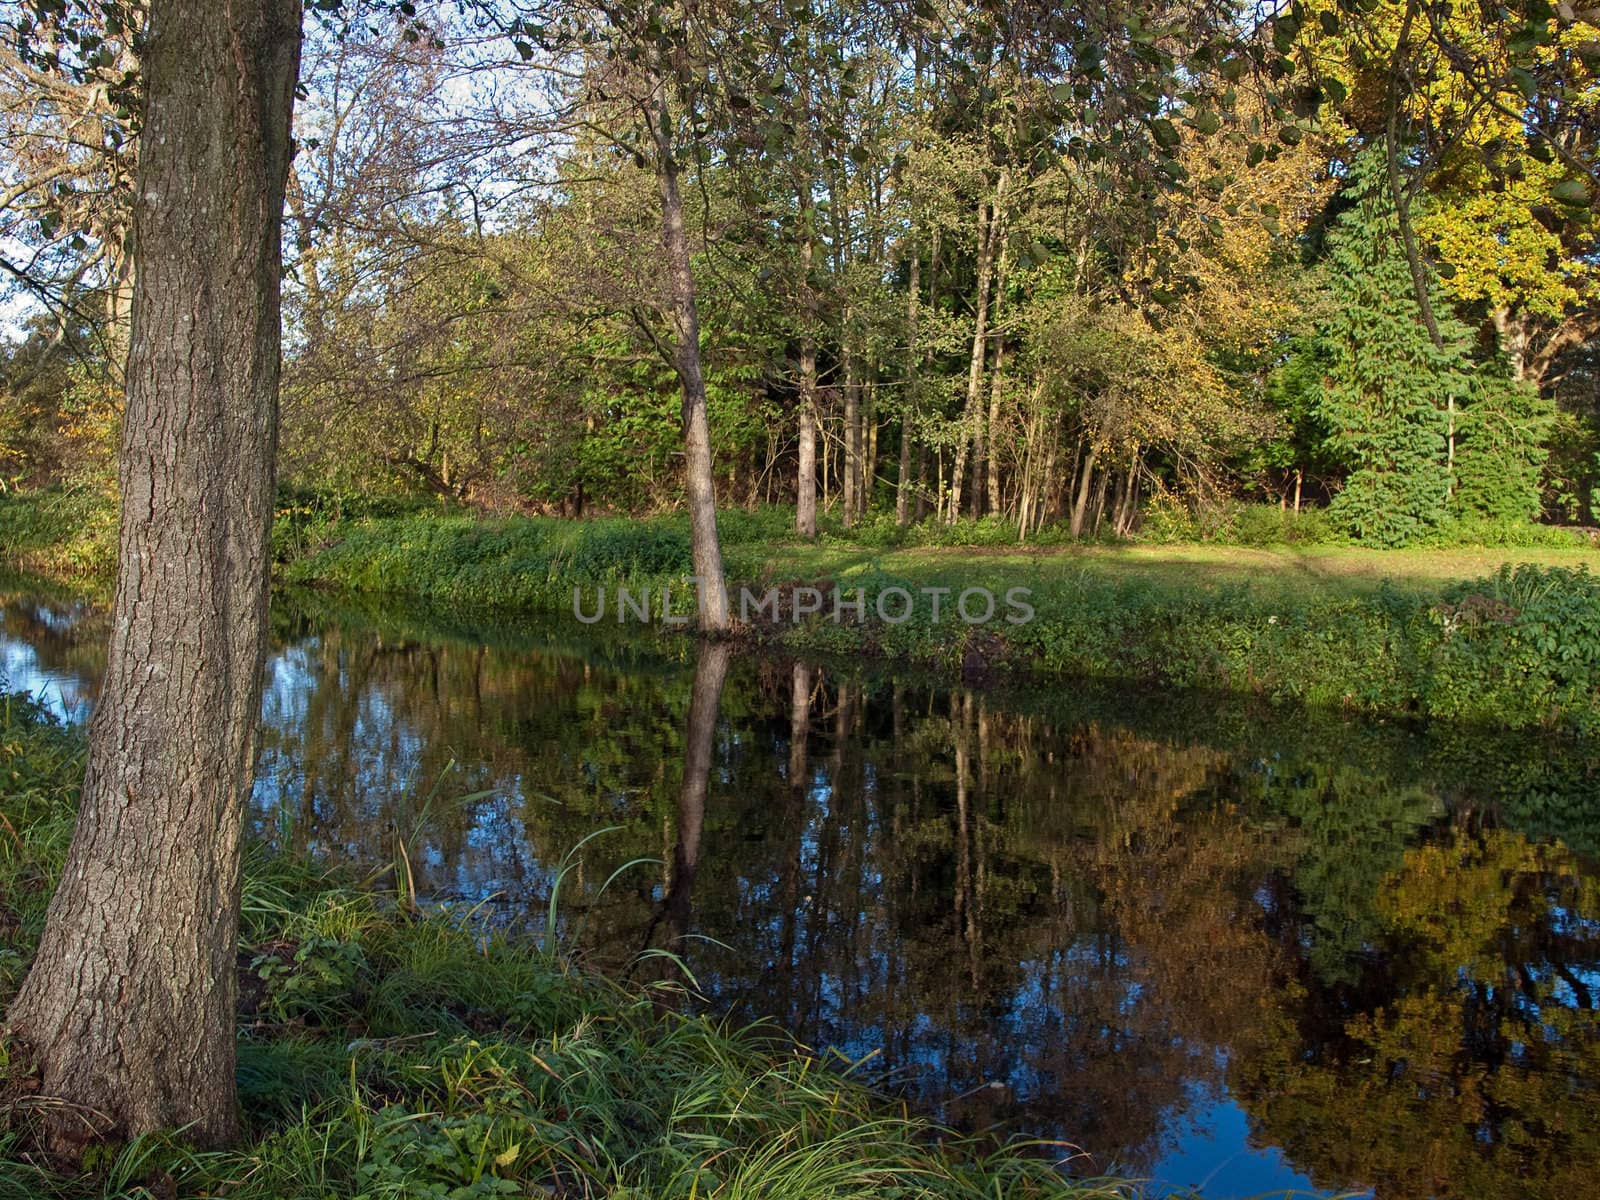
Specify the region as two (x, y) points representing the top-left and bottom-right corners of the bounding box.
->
(1552, 179), (1591, 207)
(1273, 15), (1301, 54)
(1150, 118), (1181, 149)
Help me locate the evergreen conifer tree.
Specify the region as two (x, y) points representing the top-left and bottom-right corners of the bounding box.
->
(1317, 149), (1461, 546)
(1316, 148), (1554, 542)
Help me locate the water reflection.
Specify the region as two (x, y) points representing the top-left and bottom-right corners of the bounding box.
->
(3, 585), (1598, 1199)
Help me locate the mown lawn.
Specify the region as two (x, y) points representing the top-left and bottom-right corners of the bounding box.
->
(759, 540), (1600, 602)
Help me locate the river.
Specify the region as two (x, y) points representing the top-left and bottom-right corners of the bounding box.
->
(3, 580), (1598, 1199)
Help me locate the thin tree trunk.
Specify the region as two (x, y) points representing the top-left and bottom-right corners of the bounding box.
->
(6, 0), (302, 1152)
(897, 217), (920, 526)
(985, 230), (1011, 516)
(842, 342), (859, 527)
(1384, 5), (1446, 352)
(652, 97), (729, 631)
(1017, 413), (1036, 536)
(1034, 415), (1059, 536)
(948, 170), (1006, 522)
(1070, 445), (1098, 539)
(864, 381), (878, 517)
(1446, 393), (1456, 498)
(1091, 466), (1111, 537)
(915, 446), (931, 521)
(1115, 464), (1139, 536)
(796, 198), (818, 539)
(789, 661), (813, 788)
(667, 643), (728, 923)
(896, 406), (914, 526)
(650, 640), (730, 999)
(821, 409), (831, 511)
(1294, 468), (1303, 514)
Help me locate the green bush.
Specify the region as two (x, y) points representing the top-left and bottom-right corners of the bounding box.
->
(0, 485), (117, 579)
(1227, 503), (1343, 548)
(560, 520), (692, 578)
(836, 512), (1028, 549)
(1413, 514), (1585, 549)
(1138, 499), (1343, 548)
(1426, 564), (1600, 733)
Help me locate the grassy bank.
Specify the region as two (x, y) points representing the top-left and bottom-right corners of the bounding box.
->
(277, 510), (1600, 735)
(0, 696), (1125, 1200)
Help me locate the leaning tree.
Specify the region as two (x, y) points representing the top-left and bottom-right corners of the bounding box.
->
(3, 0), (302, 1149)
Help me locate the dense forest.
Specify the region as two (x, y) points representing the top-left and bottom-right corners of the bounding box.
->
(3, 0), (1598, 551)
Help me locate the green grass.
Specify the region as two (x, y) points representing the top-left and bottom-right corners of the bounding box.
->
(0, 696), (1141, 1200)
(744, 539), (1600, 601)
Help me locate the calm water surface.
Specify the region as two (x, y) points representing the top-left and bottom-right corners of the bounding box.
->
(4, 583), (1599, 1199)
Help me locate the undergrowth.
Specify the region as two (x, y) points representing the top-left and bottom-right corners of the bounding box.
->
(0, 696), (1134, 1200)
(0, 487), (117, 582)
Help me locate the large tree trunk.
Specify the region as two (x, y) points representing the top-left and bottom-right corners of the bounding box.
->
(796, 348), (818, 538)
(652, 100), (730, 631)
(5, 0), (302, 1153)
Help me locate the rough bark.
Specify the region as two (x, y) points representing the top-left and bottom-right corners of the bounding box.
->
(5, 0), (302, 1152)
(652, 98), (729, 631)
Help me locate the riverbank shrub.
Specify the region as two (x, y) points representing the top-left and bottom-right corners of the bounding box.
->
(1425, 564), (1600, 731)
(0, 486), (116, 580)
(0, 695), (1133, 1200)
